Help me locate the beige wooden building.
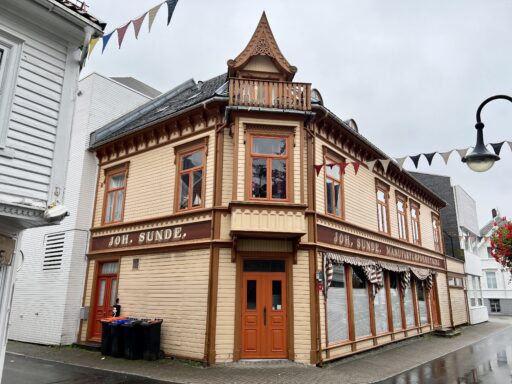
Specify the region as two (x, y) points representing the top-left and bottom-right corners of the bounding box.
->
(79, 13), (468, 365)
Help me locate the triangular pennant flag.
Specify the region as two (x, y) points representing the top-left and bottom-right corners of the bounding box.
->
(117, 23), (131, 49)
(508, 141), (512, 152)
(327, 163), (336, 169)
(379, 159), (391, 174)
(410, 154), (421, 168)
(352, 162), (360, 175)
(490, 142), (505, 156)
(439, 150), (453, 165)
(366, 160), (378, 172)
(423, 152), (437, 166)
(456, 148), (469, 159)
(88, 37), (99, 57)
(339, 162), (349, 175)
(148, 3), (163, 32)
(314, 164), (324, 176)
(132, 12), (147, 39)
(101, 31), (114, 53)
(394, 157), (407, 171)
(166, 0), (178, 26)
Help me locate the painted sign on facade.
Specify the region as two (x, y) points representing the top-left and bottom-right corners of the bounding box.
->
(317, 224), (445, 269)
(91, 221), (211, 252)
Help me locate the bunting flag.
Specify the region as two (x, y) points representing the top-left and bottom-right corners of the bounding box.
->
(339, 162), (349, 175)
(314, 164), (324, 176)
(148, 3), (164, 32)
(352, 162), (360, 175)
(410, 154), (421, 168)
(379, 159), (391, 174)
(166, 0), (178, 25)
(490, 142), (505, 156)
(102, 31), (114, 53)
(456, 148), (469, 159)
(133, 12), (147, 39)
(117, 23), (131, 48)
(424, 152), (437, 166)
(439, 150), (453, 165)
(88, 37), (100, 57)
(508, 141), (512, 152)
(366, 160), (378, 172)
(394, 157), (407, 171)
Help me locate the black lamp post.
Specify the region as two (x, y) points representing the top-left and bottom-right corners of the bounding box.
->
(462, 95), (511, 172)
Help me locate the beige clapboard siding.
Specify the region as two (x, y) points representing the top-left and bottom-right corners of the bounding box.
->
(80, 260), (95, 341)
(93, 131), (215, 227)
(215, 249), (236, 362)
(449, 288), (467, 326)
(222, 127), (233, 206)
(293, 250), (311, 363)
(436, 272), (452, 328)
(118, 250), (210, 360)
(446, 258), (465, 274)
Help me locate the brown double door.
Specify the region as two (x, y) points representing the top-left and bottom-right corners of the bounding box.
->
(90, 261), (119, 340)
(241, 260), (287, 359)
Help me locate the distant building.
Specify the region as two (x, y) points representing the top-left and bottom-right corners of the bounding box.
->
(478, 209), (512, 316)
(9, 73), (157, 345)
(411, 172), (488, 325)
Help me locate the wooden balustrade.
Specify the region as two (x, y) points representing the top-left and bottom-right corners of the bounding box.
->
(228, 78), (311, 111)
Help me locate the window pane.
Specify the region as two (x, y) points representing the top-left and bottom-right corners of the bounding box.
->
(271, 159), (286, 199)
(114, 190), (124, 221)
(378, 205), (383, 231)
(375, 284), (389, 333)
(109, 174), (125, 189)
(389, 273), (402, 330)
(327, 265), (348, 343)
(272, 281), (282, 310)
(397, 200), (404, 212)
(252, 137), (286, 155)
(106, 192), (114, 223)
(243, 260), (285, 272)
(192, 170), (202, 206)
(334, 182), (341, 216)
(377, 190), (386, 202)
(110, 279), (117, 306)
(326, 163), (340, 179)
(417, 281), (428, 324)
(326, 179), (334, 214)
(97, 280), (106, 306)
(404, 286), (415, 327)
(411, 207), (417, 219)
(352, 267), (371, 337)
(101, 262), (119, 274)
(247, 280), (256, 310)
(179, 174), (190, 209)
(252, 158), (267, 198)
(181, 150), (203, 170)
(382, 206), (388, 232)
(486, 272), (497, 289)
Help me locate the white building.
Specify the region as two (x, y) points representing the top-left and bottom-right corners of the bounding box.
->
(0, 0), (104, 377)
(478, 209), (512, 316)
(9, 73), (157, 345)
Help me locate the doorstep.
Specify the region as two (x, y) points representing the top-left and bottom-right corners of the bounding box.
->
(73, 341), (101, 351)
(433, 328), (462, 337)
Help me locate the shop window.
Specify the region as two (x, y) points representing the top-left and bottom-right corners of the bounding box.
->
(327, 264), (349, 344)
(410, 201), (421, 245)
(389, 273), (403, 331)
(250, 135), (289, 201)
(374, 277), (389, 333)
(352, 266), (371, 338)
(325, 157), (344, 218)
(404, 285), (415, 328)
(416, 280), (428, 324)
(375, 180), (390, 235)
(432, 214), (442, 253)
(490, 299), (501, 313)
(103, 166), (128, 224)
(177, 147), (205, 211)
(396, 194), (408, 241)
(486, 271), (497, 289)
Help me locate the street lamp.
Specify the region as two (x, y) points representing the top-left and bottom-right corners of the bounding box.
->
(462, 95), (511, 172)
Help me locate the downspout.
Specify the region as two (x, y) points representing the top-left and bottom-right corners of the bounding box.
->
(79, 26), (95, 71)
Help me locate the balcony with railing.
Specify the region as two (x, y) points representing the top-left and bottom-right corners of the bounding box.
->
(228, 78), (311, 111)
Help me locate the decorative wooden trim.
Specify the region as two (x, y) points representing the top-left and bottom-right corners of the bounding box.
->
(233, 253), (242, 361)
(309, 249), (319, 364)
(232, 115), (239, 201)
(287, 253), (295, 361)
(205, 247), (220, 365)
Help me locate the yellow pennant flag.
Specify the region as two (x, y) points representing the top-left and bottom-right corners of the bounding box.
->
(88, 37), (100, 57)
(148, 3), (163, 32)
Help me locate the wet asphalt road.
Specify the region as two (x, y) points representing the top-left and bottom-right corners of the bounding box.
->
(2, 353), (174, 384)
(377, 327), (512, 384)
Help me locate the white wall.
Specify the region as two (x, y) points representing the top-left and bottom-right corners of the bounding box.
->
(9, 74), (151, 345)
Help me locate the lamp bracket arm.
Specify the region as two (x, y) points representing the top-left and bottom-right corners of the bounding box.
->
(476, 95), (512, 125)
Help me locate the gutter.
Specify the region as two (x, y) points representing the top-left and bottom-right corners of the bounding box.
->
(225, 105), (316, 123)
(43, 0), (105, 32)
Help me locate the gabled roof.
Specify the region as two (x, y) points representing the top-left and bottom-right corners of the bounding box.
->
(227, 12), (297, 80)
(90, 73), (228, 148)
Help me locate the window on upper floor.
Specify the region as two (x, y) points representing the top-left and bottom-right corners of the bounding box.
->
(410, 201), (421, 246)
(486, 271), (497, 289)
(375, 180), (390, 235)
(325, 157), (344, 218)
(396, 193), (408, 241)
(487, 247), (493, 258)
(432, 214), (442, 253)
(250, 134), (289, 201)
(103, 164), (128, 224)
(177, 146), (205, 211)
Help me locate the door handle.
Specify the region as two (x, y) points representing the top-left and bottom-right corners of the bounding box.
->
(263, 305), (267, 326)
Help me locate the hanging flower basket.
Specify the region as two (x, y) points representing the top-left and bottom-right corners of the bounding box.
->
(490, 217), (512, 274)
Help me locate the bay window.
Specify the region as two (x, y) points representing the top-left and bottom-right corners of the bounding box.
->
(325, 158), (344, 217)
(352, 267), (371, 338)
(103, 165), (128, 224)
(177, 147), (205, 211)
(327, 264), (349, 344)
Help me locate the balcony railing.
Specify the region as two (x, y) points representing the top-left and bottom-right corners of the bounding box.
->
(228, 78), (311, 111)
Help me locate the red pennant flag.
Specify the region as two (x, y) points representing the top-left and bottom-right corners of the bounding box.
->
(314, 164), (324, 176)
(132, 13), (147, 39)
(352, 162), (360, 175)
(339, 162), (349, 175)
(117, 22), (131, 48)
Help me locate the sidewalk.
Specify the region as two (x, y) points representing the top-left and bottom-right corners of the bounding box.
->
(7, 318), (512, 384)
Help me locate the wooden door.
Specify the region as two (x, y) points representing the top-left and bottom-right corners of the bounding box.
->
(241, 268), (287, 359)
(90, 261), (119, 340)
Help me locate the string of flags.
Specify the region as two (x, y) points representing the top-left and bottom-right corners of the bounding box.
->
(315, 140), (512, 176)
(88, 0), (178, 57)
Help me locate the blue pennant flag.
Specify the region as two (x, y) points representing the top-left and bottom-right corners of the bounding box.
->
(166, 0), (178, 25)
(102, 31), (114, 53)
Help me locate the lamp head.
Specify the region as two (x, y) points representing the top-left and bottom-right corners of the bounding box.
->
(462, 122), (500, 172)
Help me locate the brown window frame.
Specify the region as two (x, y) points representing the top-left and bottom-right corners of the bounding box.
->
(375, 179), (391, 235)
(410, 200), (422, 246)
(247, 132), (291, 202)
(101, 163), (128, 225)
(396, 192), (409, 241)
(432, 213), (443, 253)
(324, 152), (345, 219)
(175, 140), (207, 212)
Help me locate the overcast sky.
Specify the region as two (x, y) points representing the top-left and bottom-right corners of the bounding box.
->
(82, 0), (512, 229)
